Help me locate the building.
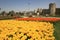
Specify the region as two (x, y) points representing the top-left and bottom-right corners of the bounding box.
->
(49, 3), (56, 16)
(42, 9), (49, 16)
(40, 3), (60, 16)
(56, 8), (60, 15)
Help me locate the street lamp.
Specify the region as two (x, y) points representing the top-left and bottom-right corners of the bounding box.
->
(0, 8), (1, 10)
(0, 8), (1, 13)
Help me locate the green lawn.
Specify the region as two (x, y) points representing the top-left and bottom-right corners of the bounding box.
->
(53, 21), (60, 40)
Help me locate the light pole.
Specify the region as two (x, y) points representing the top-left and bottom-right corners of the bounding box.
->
(27, 0), (31, 11)
(0, 8), (1, 13)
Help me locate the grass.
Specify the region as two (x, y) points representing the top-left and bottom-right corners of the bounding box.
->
(53, 21), (60, 40)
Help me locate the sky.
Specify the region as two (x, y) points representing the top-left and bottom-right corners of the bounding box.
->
(0, 0), (60, 12)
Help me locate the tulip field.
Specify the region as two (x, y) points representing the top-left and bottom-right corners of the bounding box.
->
(0, 17), (60, 40)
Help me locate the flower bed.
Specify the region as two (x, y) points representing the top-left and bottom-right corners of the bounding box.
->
(0, 20), (55, 40)
(16, 17), (60, 22)
(0, 17), (60, 40)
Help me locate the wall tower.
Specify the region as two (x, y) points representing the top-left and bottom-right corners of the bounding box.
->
(49, 3), (56, 16)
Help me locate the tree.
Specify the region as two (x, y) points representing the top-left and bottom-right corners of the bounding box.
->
(8, 10), (15, 16)
(1, 11), (7, 16)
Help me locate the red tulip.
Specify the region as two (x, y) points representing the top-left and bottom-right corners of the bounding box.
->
(16, 17), (60, 22)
